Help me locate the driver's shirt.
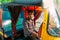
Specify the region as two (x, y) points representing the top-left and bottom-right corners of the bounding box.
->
(23, 19), (34, 37)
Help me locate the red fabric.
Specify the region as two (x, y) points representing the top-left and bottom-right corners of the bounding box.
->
(34, 11), (42, 21)
(38, 23), (42, 38)
(27, 6), (34, 10)
(24, 11), (28, 18)
(35, 6), (42, 11)
(22, 6), (26, 11)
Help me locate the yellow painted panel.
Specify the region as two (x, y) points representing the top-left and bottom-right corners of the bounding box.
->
(41, 9), (60, 40)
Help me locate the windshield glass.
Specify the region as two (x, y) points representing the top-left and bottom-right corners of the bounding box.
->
(48, 0), (60, 36)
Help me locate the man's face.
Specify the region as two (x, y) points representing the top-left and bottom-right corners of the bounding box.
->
(30, 12), (34, 20)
